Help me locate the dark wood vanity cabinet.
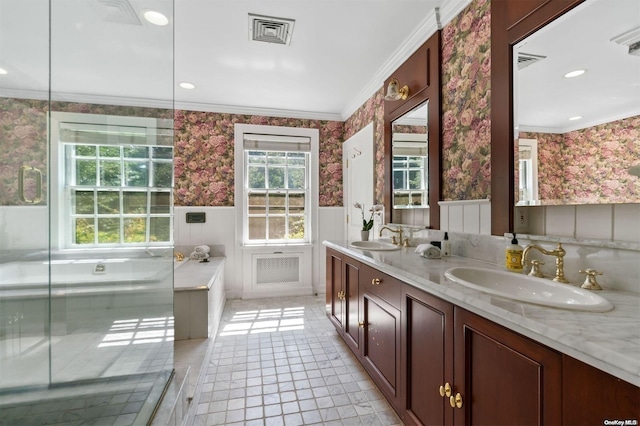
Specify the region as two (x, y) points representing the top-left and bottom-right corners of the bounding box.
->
(402, 285), (454, 426)
(401, 285), (562, 426)
(453, 308), (562, 426)
(325, 248), (360, 354)
(359, 263), (402, 409)
(326, 249), (640, 425)
(326, 248), (402, 409)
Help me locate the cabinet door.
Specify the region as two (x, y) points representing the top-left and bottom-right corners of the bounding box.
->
(343, 257), (361, 354)
(453, 308), (562, 426)
(361, 291), (401, 409)
(325, 249), (344, 330)
(562, 355), (640, 425)
(401, 285), (454, 426)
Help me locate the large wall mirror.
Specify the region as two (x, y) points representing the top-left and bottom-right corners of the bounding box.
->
(513, 0), (640, 206)
(383, 31), (440, 228)
(392, 102), (429, 209)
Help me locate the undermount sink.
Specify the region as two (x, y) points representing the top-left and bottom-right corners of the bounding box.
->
(349, 241), (400, 251)
(444, 267), (614, 312)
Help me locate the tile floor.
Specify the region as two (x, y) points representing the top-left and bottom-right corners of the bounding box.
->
(188, 295), (403, 426)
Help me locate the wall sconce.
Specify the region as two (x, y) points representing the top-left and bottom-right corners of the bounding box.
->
(384, 78), (409, 101)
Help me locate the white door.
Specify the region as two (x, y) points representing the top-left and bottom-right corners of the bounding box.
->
(343, 123), (374, 242)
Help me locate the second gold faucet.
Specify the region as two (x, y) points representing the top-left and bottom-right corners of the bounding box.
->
(522, 242), (569, 283)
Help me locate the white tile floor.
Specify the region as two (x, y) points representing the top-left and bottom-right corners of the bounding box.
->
(188, 296), (403, 426)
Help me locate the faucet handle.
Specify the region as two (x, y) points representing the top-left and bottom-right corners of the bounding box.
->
(579, 269), (603, 291)
(528, 259), (545, 278)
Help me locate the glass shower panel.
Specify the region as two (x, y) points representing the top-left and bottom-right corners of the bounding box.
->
(49, 0), (175, 421)
(0, 0), (51, 395)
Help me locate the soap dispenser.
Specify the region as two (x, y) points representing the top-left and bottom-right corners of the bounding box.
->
(441, 232), (451, 257)
(505, 233), (523, 272)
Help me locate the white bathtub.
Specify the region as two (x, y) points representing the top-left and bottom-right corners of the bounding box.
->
(0, 256), (173, 298)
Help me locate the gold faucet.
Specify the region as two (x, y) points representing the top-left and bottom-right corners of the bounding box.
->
(379, 226), (409, 247)
(522, 243), (569, 283)
(174, 251), (184, 261)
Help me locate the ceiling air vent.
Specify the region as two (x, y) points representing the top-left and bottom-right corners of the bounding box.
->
(611, 27), (640, 56)
(248, 14), (295, 46)
(517, 52), (546, 70)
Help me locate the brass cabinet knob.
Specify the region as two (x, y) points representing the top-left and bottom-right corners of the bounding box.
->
(449, 393), (463, 409)
(371, 278), (381, 285)
(439, 382), (452, 397)
(337, 290), (346, 300)
(358, 321), (365, 328)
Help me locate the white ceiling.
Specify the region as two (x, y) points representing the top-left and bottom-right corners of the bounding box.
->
(1, 0), (637, 127)
(0, 0), (469, 121)
(516, 0), (640, 133)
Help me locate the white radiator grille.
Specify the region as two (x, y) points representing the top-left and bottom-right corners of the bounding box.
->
(256, 256), (299, 284)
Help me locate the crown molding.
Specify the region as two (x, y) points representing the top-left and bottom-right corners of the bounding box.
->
(340, 0), (472, 121)
(174, 101), (343, 121)
(519, 109), (640, 134)
(1, 89), (343, 121)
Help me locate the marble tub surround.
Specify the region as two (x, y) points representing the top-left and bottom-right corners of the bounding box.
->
(323, 240), (640, 387)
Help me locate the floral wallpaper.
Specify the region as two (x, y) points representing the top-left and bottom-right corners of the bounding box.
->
(173, 111), (344, 207)
(1, 99), (171, 206)
(0, 98), (49, 205)
(520, 115), (640, 203)
(344, 87), (385, 204)
(441, 0), (492, 200)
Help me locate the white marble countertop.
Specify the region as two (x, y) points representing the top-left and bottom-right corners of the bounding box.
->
(173, 257), (225, 291)
(324, 240), (640, 387)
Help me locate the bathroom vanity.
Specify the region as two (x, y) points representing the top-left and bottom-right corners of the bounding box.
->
(324, 242), (639, 425)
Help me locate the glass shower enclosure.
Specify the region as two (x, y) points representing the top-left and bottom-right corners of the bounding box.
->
(1, 0), (175, 424)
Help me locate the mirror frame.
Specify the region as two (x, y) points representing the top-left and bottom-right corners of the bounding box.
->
(383, 31), (441, 227)
(491, 0), (585, 236)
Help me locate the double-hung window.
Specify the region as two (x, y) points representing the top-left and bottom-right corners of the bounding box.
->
(392, 134), (428, 207)
(235, 125), (318, 246)
(54, 116), (174, 247)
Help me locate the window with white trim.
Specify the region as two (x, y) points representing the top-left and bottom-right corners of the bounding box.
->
(55, 117), (174, 247)
(235, 125), (318, 246)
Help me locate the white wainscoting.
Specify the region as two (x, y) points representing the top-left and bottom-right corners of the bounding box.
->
(438, 200), (491, 235)
(174, 206), (344, 299)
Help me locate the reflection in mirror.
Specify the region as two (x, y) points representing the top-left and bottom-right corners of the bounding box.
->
(513, 0), (640, 206)
(392, 101), (428, 209)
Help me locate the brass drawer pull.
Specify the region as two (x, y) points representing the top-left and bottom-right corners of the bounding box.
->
(439, 382), (452, 397)
(358, 321), (365, 328)
(450, 393), (463, 409)
(371, 278), (381, 285)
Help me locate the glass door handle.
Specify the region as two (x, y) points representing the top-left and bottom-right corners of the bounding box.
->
(18, 166), (43, 204)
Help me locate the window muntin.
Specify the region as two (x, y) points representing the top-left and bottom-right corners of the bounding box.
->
(245, 150), (309, 243)
(393, 155), (428, 206)
(65, 143), (173, 246)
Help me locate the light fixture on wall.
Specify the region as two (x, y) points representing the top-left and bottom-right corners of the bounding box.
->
(384, 78), (409, 101)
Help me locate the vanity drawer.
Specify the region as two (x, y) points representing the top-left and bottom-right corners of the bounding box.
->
(359, 264), (401, 308)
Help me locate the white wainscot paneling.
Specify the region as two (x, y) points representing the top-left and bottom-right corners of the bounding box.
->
(0, 206), (48, 250)
(438, 200), (491, 235)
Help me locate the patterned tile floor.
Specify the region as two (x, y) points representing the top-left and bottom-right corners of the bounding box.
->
(189, 296), (403, 426)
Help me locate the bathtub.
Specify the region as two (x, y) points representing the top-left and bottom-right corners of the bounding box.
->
(0, 255), (173, 299)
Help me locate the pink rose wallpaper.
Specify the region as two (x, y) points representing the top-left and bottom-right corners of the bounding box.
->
(520, 115), (640, 203)
(173, 111), (344, 207)
(441, 0), (492, 201)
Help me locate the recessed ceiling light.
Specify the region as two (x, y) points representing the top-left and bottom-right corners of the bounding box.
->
(569, 116), (582, 121)
(564, 69), (586, 78)
(179, 82), (195, 90)
(143, 10), (169, 26)
(0, 68), (7, 75)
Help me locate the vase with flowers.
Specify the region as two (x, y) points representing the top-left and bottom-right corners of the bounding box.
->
(354, 202), (382, 241)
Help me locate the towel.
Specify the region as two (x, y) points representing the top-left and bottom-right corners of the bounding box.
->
(415, 243), (441, 259)
(194, 245), (210, 254)
(189, 251), (210, 260)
